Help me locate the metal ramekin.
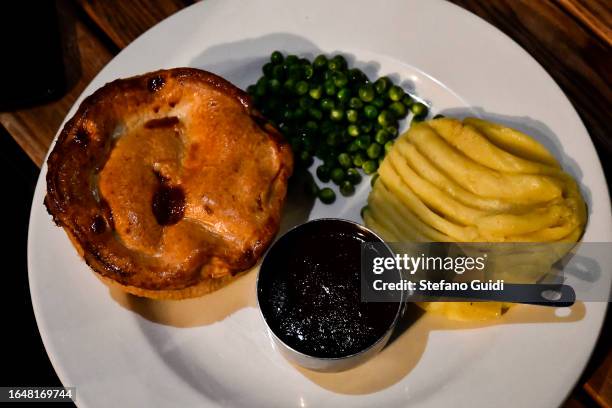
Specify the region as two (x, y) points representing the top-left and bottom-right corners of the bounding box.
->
(256, 218), (405, 372)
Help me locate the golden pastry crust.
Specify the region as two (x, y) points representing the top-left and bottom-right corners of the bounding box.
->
(45, 68), (293, 299)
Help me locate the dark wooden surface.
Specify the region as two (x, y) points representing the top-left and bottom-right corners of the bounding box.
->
(450, 0), (612, 193)
(0, 0), (609, 406)
(558, 0), (612, 46)
(0, 1), (113, 165)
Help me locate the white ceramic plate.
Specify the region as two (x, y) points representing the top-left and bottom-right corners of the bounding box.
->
(28, 0), (611, 407)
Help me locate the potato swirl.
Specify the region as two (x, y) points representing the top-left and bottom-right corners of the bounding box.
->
(364, 117), (587, 321)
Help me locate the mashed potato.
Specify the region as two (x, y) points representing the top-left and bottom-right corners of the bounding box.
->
(364, 117), (586, 321)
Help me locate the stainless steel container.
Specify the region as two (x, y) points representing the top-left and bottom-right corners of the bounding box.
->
(256, 218), (404, 372)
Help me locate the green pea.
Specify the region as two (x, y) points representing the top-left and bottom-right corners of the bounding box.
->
(323, 70), (334, 81)
(358, 84), (375, 102)
(255, 77), (267, 96)
(293, 108), (305, 120)
(271, 51), (284, 64)
(433, 114), (445, 119)
(346, 109), (359, 123)
(303, 65), (314, 80)
(333, 55), (347, 70)
(356, 134), (371, 150)
(305, 120), (318, 132)
(338, 153), (352, 168)
(295, 80), (309, 95)
(324, 156), (337, 168)
(272, 64), (285, 79)
(347, 124), (360, 137)
(327, 59), (341, 72)
(330, 167), (345, 185)
(340, 181), (355, 197)
(372, 97), (385, 108)
(388, 85), (404, 101)
(384, 140), (394, 154)
(363, 104), (379, 119)
(300, 134), (315, 152)
(299, 150), (313, 167)
(377, 110), (395, 127)
(337, 88), (351, 104)
(285, 55), (299, 66)
(375, 129), (390, 144)
(318, 187), (336, 204)
(333, 72), (348, 88)
(283, 79), (296, 93)
(352, 152), (366, 167)
(366, 143), (382, 159)
(287, 64), (303, 80)
(389, 101), (407, 118)
(304, 176), (319, 196)
(263, 62), (274, 77)
(371, 173), (380, 187)
(411, 102), (428, 117)
(326, 132), (340, 146)
(360, 122), (373, 133)
(298, 96), (313, 110)
(309, 85), (323, 100)
(268, 78), (281, 94)
(389, 119), (400, 132)
(328, 55), (347, 71)
(324, 79), (337, 96)
(346, 168), (362, 185)
(340, 130), (352, 144)
(320, 120), (335, 134)
(386, 125), (398, 138)
(309, 108), (323, 120)
(320, 98), (335, 111)
(262, 97), (280, 114)
(316, 143), (331, 159)
(374, 77), (391, 95)
(360, 205), (369, 218)
(348, 68), (367, 84)
(330, 108), (344, 121)
(316, 165), (331, 183)
(362, 160), (378, 175)
(349, 97), (363, 109)
(313, 54), (328, 70)
(347, 140), (360, 153)
(402, 94), (413, 107)
(411, 115), (424, 124)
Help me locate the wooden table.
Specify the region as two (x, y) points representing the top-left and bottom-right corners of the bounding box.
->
(1, 0), (610, 406)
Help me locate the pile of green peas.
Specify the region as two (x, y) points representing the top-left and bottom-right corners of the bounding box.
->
(247, 51), (429, 204)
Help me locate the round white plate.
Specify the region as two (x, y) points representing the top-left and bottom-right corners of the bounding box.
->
(28, 0), (611, 407)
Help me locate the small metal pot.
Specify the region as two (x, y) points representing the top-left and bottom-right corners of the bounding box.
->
(256, 218), (405, 372)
